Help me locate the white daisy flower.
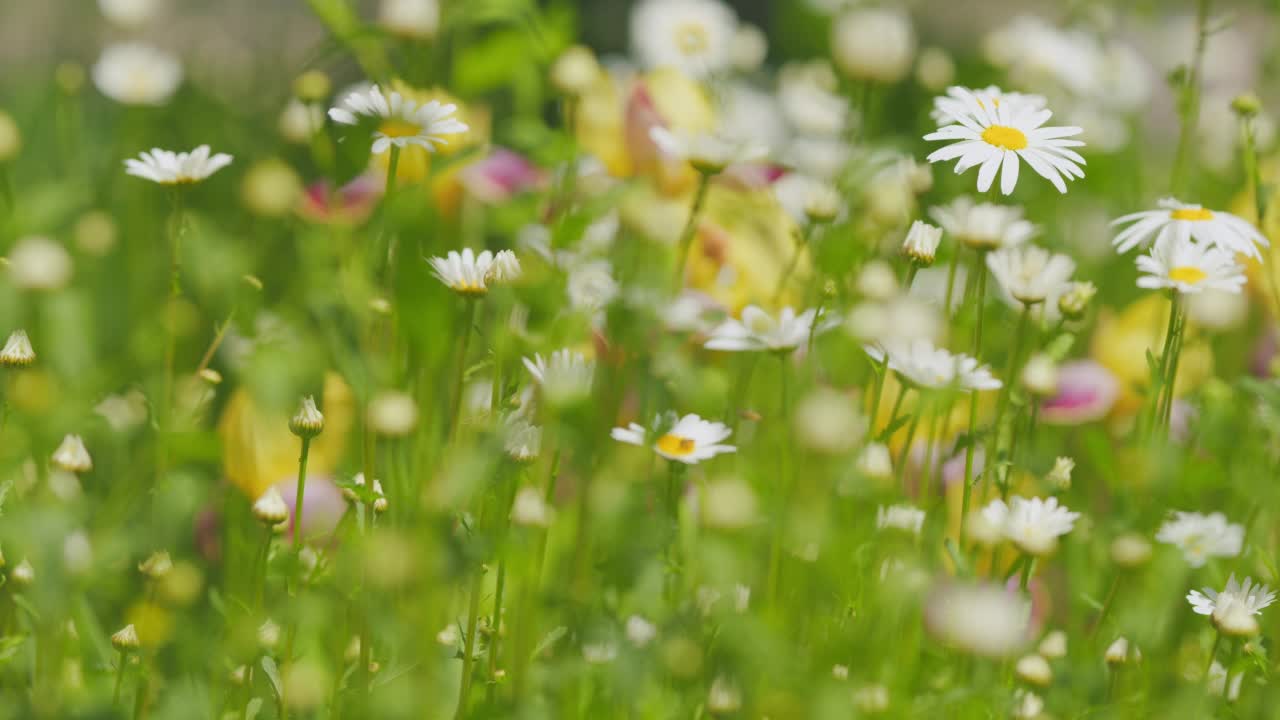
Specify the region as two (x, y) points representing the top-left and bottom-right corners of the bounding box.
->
(503, 416), (542, 464)
(611, 414), (736, 465)
(704, 306), (826, 353)
(985, 245), (1076, 306)
(328, 84), (468, 155)
(930, 85), (1046, 126)
(981, 496), (1079, 556)
(928, 197), (1037, 251)
(1135, 235), (1245, 295)
(630, 0), (738, 79)
(901, 220), (943, 266)
(876, 504), (925, 535)
(864, 338), (1001, 392)
(1156, 511), (1243, 568)
(1111, 197), (1269, 259)
(92, 43), (182, 106)
(124, 145), (233, 185)
(51, 434), (93, 474)
(1188, 575), (1276, 629)
(522, 349), (594, 403)
(773, 173), (843, 226)
(0, 329), (35, 368)
(649, 126), (767, 175)
(428, 248), (518, 296)
(924, 86), (1085, 195)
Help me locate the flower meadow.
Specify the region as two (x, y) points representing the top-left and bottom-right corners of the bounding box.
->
(6, 0), (1280, 717)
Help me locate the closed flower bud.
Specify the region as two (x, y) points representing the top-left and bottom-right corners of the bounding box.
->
(293, 71), (331, 103)
(804, 184), (843, 224)
(0, 330), (35, 368)
(52, 434), (93, 473)
(1021, 353), (1058, 397)
(1110, 533), (1151, 568)
(1232, 92), (1262, 119)
(707, 676), (741, 714)
(289, 395), (325, 438)
(1057, 281), (1096, 321)
(1015, 653), (1052, 686)
(550, 46), (601, 96)
(138, 550), (173, 580)
(11, 558), (34, 586)
(901, 220), (943, 266)
(111, 624), (140, 651)
(372, 480), (389, 515)
(199, 368), (222, 385)
(857, 260), (899, 300)
(252, 487), (290, 526)
(856, 442), (894, 482)
(1045, 456), (1074, 490)
(1038, 630), (1067, 659)
(1104, 636), (1137, 665)
(258, 619), (282, 650)
(511, 486), (553, 527)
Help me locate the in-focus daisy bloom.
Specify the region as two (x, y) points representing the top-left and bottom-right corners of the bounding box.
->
(125, 145), (233, 185)
(1156, 511), (1243, 568)
(1111, 198), (1269, 258)
(522, 349), (594, 403)
(649, 126), (767, 175)
(924, 87), (1085, 195)
(52, 434), (93, 474)
(704, 306), (823, 353)
(982, 496), (1080, 556)
(1135, 235), (1245, 295)
(92, 43), (182, 106)
(428, 249), (519, 297)
(630, 0), (738, 78)
(328, 84), (469, 155)
(0, 330), (35, 368)
(901, 220), (943, 266)
(611, 414), (736, 465)
(986, 245), (1076, 306)
(876, 504), (925, 535)
(929, 197), (1037, 250)
(865, 339), (1001, 392)
(1188, 575), (1276, 636)
(288, 395), (325, 439)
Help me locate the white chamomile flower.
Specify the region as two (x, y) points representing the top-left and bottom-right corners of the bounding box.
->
(503, 416), (542, 463)
(704, 306), (826, 353)
(1156, 511), (1243, 568)
(1135, 235), (1245, 295)
(930, 85), (1047, 127)
(876, 504), (925, 535)
(328, 84), (468, 155)
(1111, 197), (1269, 259)
(649, 126), (767, 175)
(985, 244), (1076, 306)
(522, 349), (594, 402)
(611, 414), (736, 465)
(865, 338), (1001, 392)
(928, 197), (1037, 251)
(630, 0), (738, 79)
(124, 145), (233, 185)
(92, 43), (182, 106)
(51, 434), (93, 474)
(1188, 575), (1276, 632)
(989, 496), (1080, 556)
(924, 86), (1085, 195)
(428, 249), (518, 296)
(901, 220), (943, 266)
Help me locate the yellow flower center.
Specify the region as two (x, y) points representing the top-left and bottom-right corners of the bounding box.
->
(1169, 266), (1207, 285)
(656, 433), (697, 456)
(379, 119), (423, 138)
(1170, 207), (1214, 221)
(674, 23), (710, 55)
(981, 125), (1028, 151)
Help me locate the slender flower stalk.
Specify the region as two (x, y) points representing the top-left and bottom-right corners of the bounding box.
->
(448, 300), (479, 445)
(289, 396), (324, 547)
(1170, 0), (1212, 195)
(673, 172), (712, 292)
(959, 250), (988, 542)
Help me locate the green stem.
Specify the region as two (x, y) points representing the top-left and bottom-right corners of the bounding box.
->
(447, 300), (479, 445)
(958, 252), (988, 544)
(903, 264), (919, 291)
(158, 190), (185, 486)
(984, 304), (1033, 488)
(1019, 556), (1036, 591)
(774, 225), (815, 304)
(455, 500), (490, 720)
(1206, 631), (1222, 677)
(1170, 0), (1212, 195)
(942, 248), (960, 318)
(672, 173), (712, 292)
(293, 436), (312, 548)
(385, 144), (401, 193)
(113, 649), (129, 708)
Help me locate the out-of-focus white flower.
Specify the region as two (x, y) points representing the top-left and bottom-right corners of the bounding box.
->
(630, 0), (738, 78)
(902, 220), (943, 266)
(368, 391), (418, 437)
(582, 641), (617, 664)
(567, 259), (619, 312)
(730, 24), (768, 71)
(845, 294), (941, 347)
(915, 47), (954, 91)
(707, 676), (741, 714)
(1012, 689), (1044, 719)
(0, 330), (35, 368)
(1113, 198), (1268, 259)
(981, 495), (1080, 556)
(1207, 661), (1243, 701)
(1104, 636), (1136, 665)
(329, 84), (468, 155)
(701, 477), (758, 529)
(794, 388), (864, 454)
(649, 126), (767, 174)
(510, 486), (553, 527)
(1111, 533), (1153, 568)
(853, 683), (890, 713)
(1157, 511), (1243, 568)
(279, 100), (324, 144)
(856, 442), (893, 482)
(857, 260), (899, 301)
(773, 173), (843, 226)
(1038, 630), (1067, 659)
(876, 504), (925, 535)
(92, 43), (182, 106)
(523, 349), (594, 404)
(379, 0), (439, 38)
(929, 197), (1037, 250)
(625, 615), (657, 646)
(1135, 235), (1246, 295)
(778, 61), (848, 137)
(550, 46), (602, 96)
(98, 0), (159, 27)
(52, 435), (93, 474)
(831, 8), (916, 84)
(429, 249), (518, 296)
(8, 236), (72, 290)
(1021, 354), (1059, 397)
(986, 245), (1076, 306)
(1044, 456), (1074, 490)
(1015, 653), (1052, 686)
(612, 414), (735, 465)
(704, 306), (823, 353)
(1186, 289), (1249, 331)
(865, 339), (1001, 392)
(125, 145), (232, 185)
(925, 581), (1030, 658)
(503, 416), (541, 464)
(96, 390), (149, 432)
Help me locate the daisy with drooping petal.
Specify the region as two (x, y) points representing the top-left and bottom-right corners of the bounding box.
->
(1135, 234), (1246, 295)
(1110, 197), (1269, 258)
(865, 338), (1001, 392)
(428, 249), (519, 297)
(986, 245), (1076, 306)
(92, 43), (182, 106)
(979, 496), (1079, 556)
(522, 349), (594, 402)
(328, 84), (469, 155)
(124, 145), (233, 185)
(611, 414), (736, 465)
(1156, 511), (1243, 568)
(650, 126), (768, 175)
(929, 197), (1037, 250)
(704, 306), (825, 353)
(924, 86), (1085, 195)
(930, 85), (1046, 126)
(1188, 575), (1276, 626)
(630, 0), (738, 78)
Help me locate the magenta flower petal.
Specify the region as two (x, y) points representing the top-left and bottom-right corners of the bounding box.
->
(1040, 360), (1119, 425)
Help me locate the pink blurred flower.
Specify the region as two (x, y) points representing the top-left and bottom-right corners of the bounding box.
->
(1040, 360), (1119, 425)
(272, 475), (347, 544)
(297, 174), (381, 225)
(459, 148), (546, 203)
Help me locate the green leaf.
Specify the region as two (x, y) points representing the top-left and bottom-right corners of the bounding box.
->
(260, 656), (284, 703)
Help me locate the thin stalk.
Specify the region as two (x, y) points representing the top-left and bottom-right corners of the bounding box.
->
(881, 385), (908, 440)
(1205, 631), (1222, 677)
(1160, 302), (1188, 430)
(113, 649), (129, 708)
(942, 249), (960, 318)
(385, 145), (401, 193)
(455, 500), (491, 720)
(767, 355), (793, 608)
(293, 436), (313, 548)
(1170, 0), (1212, 195)
(958, 252), (988, 543)
(447, 300), (479, 445)
(774, 224), (815, 304)
(158, 189), (186, 485)
(903, 264), (920, 291)
(1241, 115), (1280, 319)
(985, 304), (1033, 489)
(1019, 557), (1035, 591)
(672, 173), (713, 292)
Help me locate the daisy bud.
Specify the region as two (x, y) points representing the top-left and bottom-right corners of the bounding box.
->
(550, 46), (601, 96)
(1232, 92), (1262, 119)
(707, 676), (741, 714)
(289, 395), (325, 438)
(252, 487), (290, 527)
(368, 391), (419, 437)
(625, 615), (657, 647)
(1213, 599), (1261, 637)
(1104, 636), (1135, 665)
(852, 683), (890, 713)
(0, 110), (20, 163)
(1045, 456), (1074, 491)
(138, 550), (173, 580)
(804, 184), (843, 224)
(1110, 533), (1152, 568)
(0, 330), (35, 368)
(856, 442), (894, 483)
(371, 480), (389, 515)
(831, 8), (916, 84)
(52, 434), (93, 473)
(258, 619), (282, 651)
(1020, 353), (1058, 397)
(901, 220), (943, 267)
(1015, 653), (1053, 686)
(242, 274), (264, 292)
(1038, 630), (1067, 659)
(1057, 281), (1096, 321)
(10, 558), (34, 586)
(111, 624), (140, 651)
(857, 260), (899, 301)
(831, 664), (849, 680)
(488, 250), (522, 284)
(292, 70), (331, 103)
(510, 486), (553, 527)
